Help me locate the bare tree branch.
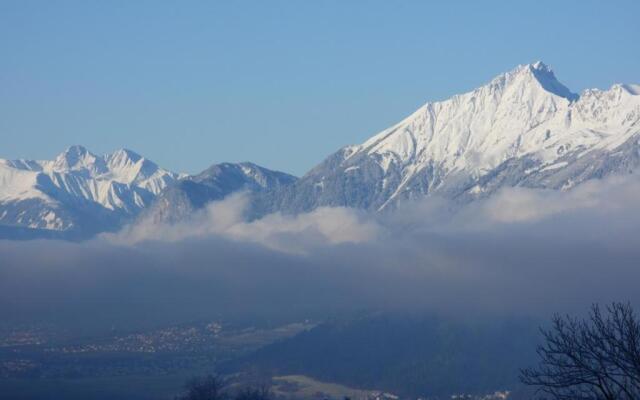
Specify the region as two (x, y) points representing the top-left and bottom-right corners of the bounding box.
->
(520, 302), (640, 400)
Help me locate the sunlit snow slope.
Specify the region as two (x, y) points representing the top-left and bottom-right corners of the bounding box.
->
(262, 62), (640, 213)
(0, 146), (179, 233)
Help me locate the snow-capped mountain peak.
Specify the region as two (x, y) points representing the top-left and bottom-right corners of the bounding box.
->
(106, 148), (143, 168)
(483, 61), (577, 101)
(103, 148), (171, 192)
(0, 146), (180, 233)
(265, 62), (640, 214)
(525, 61), (577, 100)
(347, 62), (586, 178)
(353, 62), (639, 175)
(51, 145), (107, 174)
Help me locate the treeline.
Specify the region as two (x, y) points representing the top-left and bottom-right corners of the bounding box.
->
(175, 375), (272, 400)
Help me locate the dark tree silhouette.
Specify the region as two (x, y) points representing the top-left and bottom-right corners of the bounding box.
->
(520, 302), (640, 400)
(176, 376), (274, 400)
(233, 385), (273, 400)
(177, 375), (228, 400)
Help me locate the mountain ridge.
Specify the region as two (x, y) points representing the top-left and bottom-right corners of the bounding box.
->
(1, 62), (639, 238)
(254, 61), (640, 214)
(140, 161), (297, 225)
(0, 145), (181, 234)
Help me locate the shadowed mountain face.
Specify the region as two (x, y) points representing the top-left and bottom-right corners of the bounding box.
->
(140, 162), (297, 225)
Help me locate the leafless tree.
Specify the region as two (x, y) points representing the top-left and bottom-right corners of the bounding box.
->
(520, 302), (640, 400)
(177, 375), (228, 400)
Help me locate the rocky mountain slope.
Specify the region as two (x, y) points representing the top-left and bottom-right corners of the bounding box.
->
(258, 62), (640, 213)
(141, 162), (297, 224)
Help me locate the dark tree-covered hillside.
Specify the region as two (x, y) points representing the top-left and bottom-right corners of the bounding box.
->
(224, 315), (539, 398)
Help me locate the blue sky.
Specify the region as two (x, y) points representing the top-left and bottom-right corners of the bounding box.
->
(1, 1), (639, 176)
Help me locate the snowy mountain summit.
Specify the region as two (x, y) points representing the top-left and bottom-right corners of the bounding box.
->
(0, 146), (179, 234)
(1, 62), (639, 238)
(262, 62), (640, 212)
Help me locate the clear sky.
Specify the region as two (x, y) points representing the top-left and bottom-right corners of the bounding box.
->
(1, 1), (639, 176)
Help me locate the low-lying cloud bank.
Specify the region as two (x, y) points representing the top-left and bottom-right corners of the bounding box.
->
(108, 193), (380, 253)
(2, 174), (640, 332)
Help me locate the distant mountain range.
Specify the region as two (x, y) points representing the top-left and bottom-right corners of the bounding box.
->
(1, 62), (639, 239)
(0, 146), (180, 238)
